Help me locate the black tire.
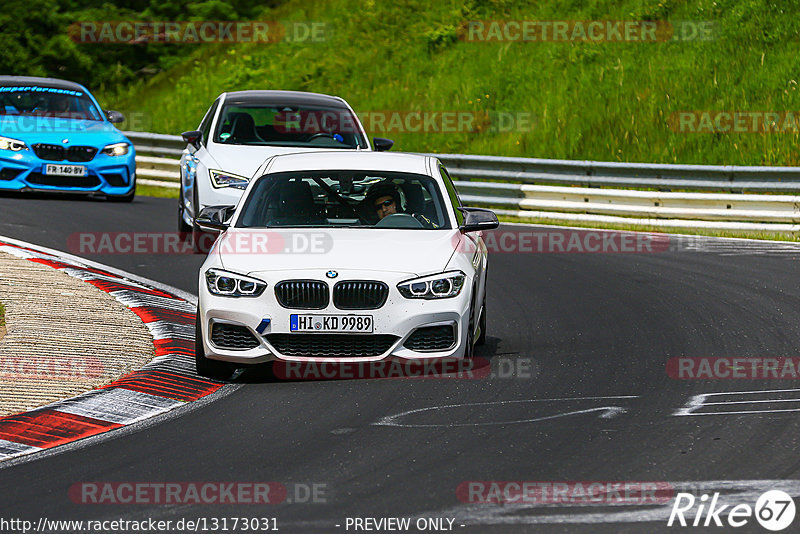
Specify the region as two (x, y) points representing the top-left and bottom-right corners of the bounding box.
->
(107, 185), (135, 203)
(195, 311), (236, 380)
(464, 293), (476, 359)
(178, 190), (192, 234)
(477, 292), (487, 346)
(190, 184), (212, 254)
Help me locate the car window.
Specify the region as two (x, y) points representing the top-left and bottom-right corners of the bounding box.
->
(440, 165), (464, 226)
(0, 86), (103, 121)
(213, 103), (367, 149)
(236, 171), (451, 229)
(198, 98), (219, 145)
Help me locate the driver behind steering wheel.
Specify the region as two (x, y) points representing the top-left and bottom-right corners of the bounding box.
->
(363, 180), (438, 228)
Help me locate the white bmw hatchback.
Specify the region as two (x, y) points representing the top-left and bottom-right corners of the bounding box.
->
(194, 151), (498, 379)
(179, 90), (392, 235)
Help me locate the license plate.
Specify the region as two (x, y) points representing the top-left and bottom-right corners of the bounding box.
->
(290, 314), (373, 333)
(45, 164), (87, 176)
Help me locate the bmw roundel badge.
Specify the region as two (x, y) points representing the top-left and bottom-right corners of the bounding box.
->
(326, 270), (338, 279)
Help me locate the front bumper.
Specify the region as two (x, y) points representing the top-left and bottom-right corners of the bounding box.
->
(0, 149), (135, 196)
(198, 270), (473, 364)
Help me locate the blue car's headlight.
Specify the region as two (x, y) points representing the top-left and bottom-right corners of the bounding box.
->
(205, 268), (266, 297)
(0, 136), (28, 152)
(102, 142), (130, 157)
(210, 169), (249, 190)
(398, 271), (466, 299)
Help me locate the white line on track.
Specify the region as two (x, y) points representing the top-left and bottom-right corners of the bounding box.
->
(674, 388), (800, 416)
(373, 396), (639, 428)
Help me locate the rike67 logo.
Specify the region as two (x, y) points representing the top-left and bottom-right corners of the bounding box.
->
(668, 490), (795, 531)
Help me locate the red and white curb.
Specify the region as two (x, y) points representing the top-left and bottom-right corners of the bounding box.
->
(0, 237), (222, 462)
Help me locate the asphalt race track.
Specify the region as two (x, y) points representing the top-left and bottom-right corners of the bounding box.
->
(2, 194), (800, 533)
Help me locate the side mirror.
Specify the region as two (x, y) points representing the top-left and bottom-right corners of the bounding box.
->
(458, 207), (499, 233)
(105, 110), (125, 124)
(182, 130), (203, 150)
(373, 137), (394, 152)
(196, 205), (235, 233)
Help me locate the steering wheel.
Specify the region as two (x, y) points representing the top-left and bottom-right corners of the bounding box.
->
(374, 213), (424, 228)
(307, 132), (336, 141)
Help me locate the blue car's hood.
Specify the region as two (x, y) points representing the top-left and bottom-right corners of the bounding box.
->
(0, 117), (129, 147)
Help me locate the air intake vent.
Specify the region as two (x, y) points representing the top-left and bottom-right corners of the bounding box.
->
(32, 144), (98, 162)
(333, 281), (389, 310)
(275, 280), (329, 309)
(0, 168), (22, 181)
(210, 322), (260, 350)
(404, 324), (456, 352)
(32, 144), (65, 161)
(266, 334), (398, 358)
(26, 172), (100, 188)
(103, 172), (127, 187)
(66, 146), (97, 162)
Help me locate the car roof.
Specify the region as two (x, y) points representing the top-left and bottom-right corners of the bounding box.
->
(263, 151), (433, 176)
(221, 90), (349, 108)
(0, 76), (87, 92)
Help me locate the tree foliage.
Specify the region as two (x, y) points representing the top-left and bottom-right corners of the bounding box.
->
(0, 0), (282, 88)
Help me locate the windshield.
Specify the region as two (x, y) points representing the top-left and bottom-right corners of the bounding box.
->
(236, 171), (451, 229)
(213, 103), (367, 149)
(0, 86), (103, 121)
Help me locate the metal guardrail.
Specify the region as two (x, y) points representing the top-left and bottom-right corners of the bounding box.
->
(125, 130), (800, 192)
(433, 153), (800, 193)
(125, 131), (800, 233)
(125, 131), (186, 158)
(456, 183), (800, 223)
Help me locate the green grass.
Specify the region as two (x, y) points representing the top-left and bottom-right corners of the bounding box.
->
(101, 0), (800, 166)
(136, 184), (179, 199)
(115, 0), (800, 241)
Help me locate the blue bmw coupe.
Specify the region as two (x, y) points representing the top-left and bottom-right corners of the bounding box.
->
(0, 76), (136, 201)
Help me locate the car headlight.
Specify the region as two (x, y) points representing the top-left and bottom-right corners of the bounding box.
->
(205, 268), (266, 297)
(210, 169), (249, 190)
(102, 142), (130, 157)
(397, 271), (466, 299)
(0, 136), (28, 152)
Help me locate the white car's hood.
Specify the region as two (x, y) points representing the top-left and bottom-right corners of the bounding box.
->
(206, 144), (358, 178)
(214, 228), (461, 277)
